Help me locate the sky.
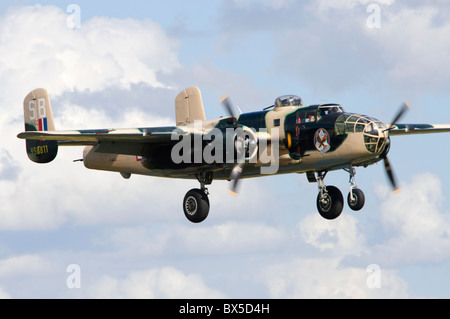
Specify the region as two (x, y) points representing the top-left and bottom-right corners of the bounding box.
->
(0, 0), (449, 299)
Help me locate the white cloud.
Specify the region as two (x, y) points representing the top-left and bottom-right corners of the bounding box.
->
(369, 6), (450, 92)
(172, 221), (288, 254)
(104, 220), (289, 259)
(85, 267), (226, 298)
(232, 0), (296, 9)
(0, 5), (180, 122)
(260, 257), (410, 298)
(257, 1), (450, 96)
(0, 254), (52, 278)
(0, 287), (11, 299)
(372, 173), (450, 265)
(0, 5), (182, 230)
(314, 0), (394, 12)
(299, 214), (367, 255)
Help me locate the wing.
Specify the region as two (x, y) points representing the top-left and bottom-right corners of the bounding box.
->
(17, 126), (190, 156)
(388, 124), (450, 136)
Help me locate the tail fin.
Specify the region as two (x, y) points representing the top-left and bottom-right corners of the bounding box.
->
(175, 86), (206, 126)
(23, 88), (58, 163)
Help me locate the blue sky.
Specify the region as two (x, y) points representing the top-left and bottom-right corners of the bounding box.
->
(0, 0), (450, 298)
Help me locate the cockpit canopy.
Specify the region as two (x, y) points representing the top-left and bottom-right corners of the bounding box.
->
(274, 95), (303, 108)
(318, 104), (344, 117)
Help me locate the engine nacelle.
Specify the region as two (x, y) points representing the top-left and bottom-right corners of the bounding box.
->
(227, 125), (258, 163)
(202, 125), (259, 164)
(83, 146), (145, 176)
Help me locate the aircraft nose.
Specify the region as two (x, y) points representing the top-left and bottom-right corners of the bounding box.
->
(363, 119), (388, 154)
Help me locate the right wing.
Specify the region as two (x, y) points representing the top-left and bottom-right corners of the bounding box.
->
(388, 124), (450, 136)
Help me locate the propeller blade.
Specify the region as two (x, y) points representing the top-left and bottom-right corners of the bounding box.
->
(220, 95), (237, 124)
(380, 101), (409, 193)
(387, 101), (411, 131)
(383, 157), (400, 193)
(228, 163), (244, 196)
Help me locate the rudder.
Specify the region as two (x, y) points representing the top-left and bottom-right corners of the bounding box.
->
(175, 87), (206, 126)
(23, 88), (58, 163)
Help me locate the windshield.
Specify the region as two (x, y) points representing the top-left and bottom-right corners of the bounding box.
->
(319, 105), (344, 118)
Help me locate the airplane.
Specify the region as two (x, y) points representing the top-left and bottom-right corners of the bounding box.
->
(17, 87), (450, 223)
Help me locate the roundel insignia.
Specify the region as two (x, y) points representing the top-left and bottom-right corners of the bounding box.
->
(314, 128), (331, 154)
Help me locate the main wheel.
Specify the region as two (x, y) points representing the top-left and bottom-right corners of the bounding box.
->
(347, 188), (365, 211)
(183, 189), (210, 223)
(316, 186), (343, 220)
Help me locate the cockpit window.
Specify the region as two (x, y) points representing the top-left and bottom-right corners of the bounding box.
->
(274, 95), (303, 108)
(318, 105), (344, 118)
(364, 122), (378, 136)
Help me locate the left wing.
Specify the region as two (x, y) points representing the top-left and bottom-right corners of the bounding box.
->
(18, 127), (187, 143)
(17, 126), (189, 156)
(389, 124), (450, 136)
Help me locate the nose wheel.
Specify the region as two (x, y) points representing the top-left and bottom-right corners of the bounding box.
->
(346, 167), (365, 211)
(347, 187), (365, 211)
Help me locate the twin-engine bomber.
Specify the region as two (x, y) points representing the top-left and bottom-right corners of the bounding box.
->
(18, 87), (450, 223)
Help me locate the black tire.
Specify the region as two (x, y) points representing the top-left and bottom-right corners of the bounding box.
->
(347, 188), (365, 211)
(316, 186), (343, 220)
(183, 189), (210, 223)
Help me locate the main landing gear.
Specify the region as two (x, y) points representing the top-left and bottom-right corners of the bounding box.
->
(313, 168), (365, 220)
(183, 172), (212, 223)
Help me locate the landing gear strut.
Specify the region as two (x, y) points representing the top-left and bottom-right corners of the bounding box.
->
(183, 172), (213, 223)
(315, 171), (343, 220)
(345, 167), (365, 211)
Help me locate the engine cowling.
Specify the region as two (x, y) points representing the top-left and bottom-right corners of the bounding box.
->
(221, 125), (258, 164)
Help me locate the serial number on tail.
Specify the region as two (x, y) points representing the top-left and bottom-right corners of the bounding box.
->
(30, 145), (49, 155)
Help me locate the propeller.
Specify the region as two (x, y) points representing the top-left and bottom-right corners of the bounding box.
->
(220, 95), (251, 196)
(228, 163), (244, 196)
(381, 101), (410, 193)
(220, 95), (237, 124)
(385, 101), (411, 132)
(383, 156), (400, 193)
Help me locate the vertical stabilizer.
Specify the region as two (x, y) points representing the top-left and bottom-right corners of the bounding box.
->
(23, 88), (58, 163)
(175, 87), (206, 126)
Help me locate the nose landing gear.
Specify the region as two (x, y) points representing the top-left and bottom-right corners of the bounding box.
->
(346, 167), (365, 211)
(312, 168), (366, 220)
